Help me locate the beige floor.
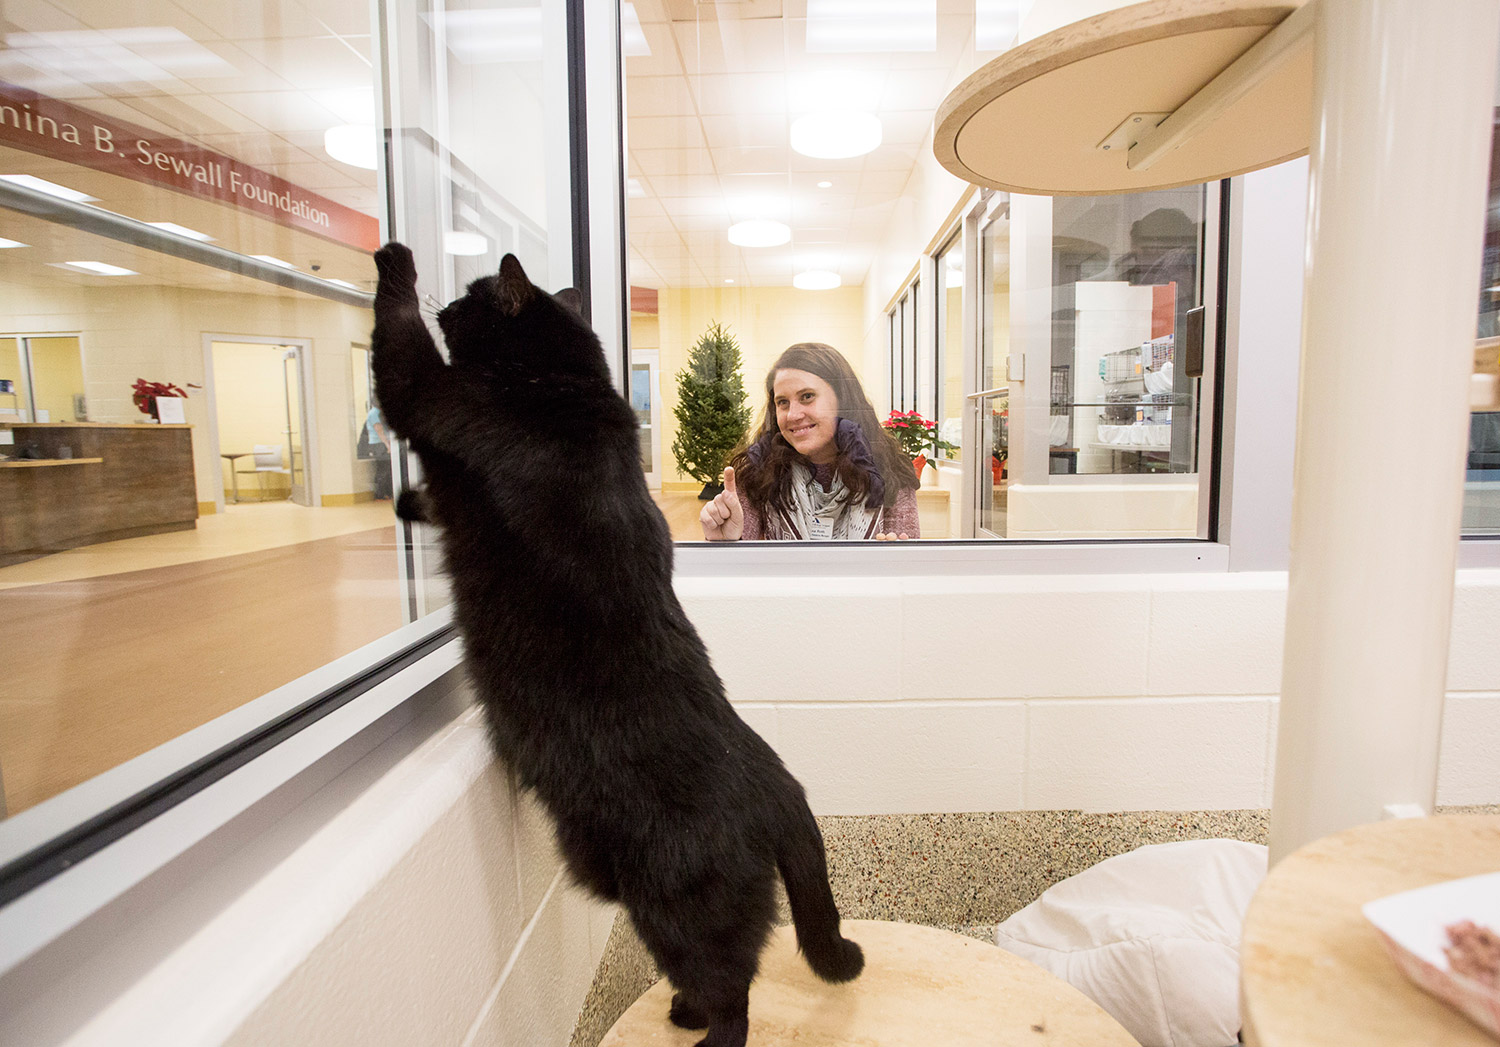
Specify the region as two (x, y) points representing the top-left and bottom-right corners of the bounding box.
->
(0, 499), (397, 590)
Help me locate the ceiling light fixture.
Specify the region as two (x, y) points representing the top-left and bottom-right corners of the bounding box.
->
(0, 174), (96, 202)
(147, 221), (214, 242)
(817, 181), (833, 188)
(790, 112), (882, 159)
(725, 278), (735, 284)
(727, 220), (791, 247)
(251, 254), (297, 269)
(324, 124), (379, 171)
(52, 260), (136, 276)
(0, 237), (27, 248)
(793, 270), (841, 290)
(444, 231), (488, 256)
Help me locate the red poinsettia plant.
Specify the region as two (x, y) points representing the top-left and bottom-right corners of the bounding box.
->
(132, 378), (191, 420)
(882, 409), (957, 460)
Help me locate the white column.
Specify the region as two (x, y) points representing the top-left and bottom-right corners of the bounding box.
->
(1269, 0), (1500, 862)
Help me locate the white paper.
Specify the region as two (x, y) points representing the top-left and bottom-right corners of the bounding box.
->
(155, 396), (186, 424)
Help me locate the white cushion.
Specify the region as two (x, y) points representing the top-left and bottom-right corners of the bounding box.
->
(993, 839), (1267, 1047)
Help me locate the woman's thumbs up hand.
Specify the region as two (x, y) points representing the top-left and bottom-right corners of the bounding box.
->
(699, 465), (745, 541)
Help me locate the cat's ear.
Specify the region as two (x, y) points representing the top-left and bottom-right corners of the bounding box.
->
(496, 253), (535, 317)
(552, 287), (583, 316)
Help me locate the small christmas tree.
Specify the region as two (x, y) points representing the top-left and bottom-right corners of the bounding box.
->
(671, 321), (751, 497)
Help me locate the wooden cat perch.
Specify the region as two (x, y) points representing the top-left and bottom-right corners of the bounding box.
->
(933, 0), (1313, 195)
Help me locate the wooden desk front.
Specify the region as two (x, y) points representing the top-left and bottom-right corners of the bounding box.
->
(0, 423), (197, 567)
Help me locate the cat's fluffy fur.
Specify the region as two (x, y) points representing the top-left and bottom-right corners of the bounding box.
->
(371, 244), (862, 1047)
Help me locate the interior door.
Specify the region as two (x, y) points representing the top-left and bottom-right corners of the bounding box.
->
(630, 351), (661, 489)
(282, 346), (310, 506)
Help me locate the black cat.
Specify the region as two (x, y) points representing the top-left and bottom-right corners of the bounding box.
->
(370, 243), (863, 1047)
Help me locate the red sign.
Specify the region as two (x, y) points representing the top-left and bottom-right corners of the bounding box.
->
(0, 81), (380, 252)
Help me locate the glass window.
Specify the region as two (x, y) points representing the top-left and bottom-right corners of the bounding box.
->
(0, 0), (578, 837)
(937, 235), (965, 460)
(624, 4), (1220, 544)
(1466, 111), (1500, 535)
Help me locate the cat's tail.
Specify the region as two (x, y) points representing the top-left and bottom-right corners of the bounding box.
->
(776, 801), (864, 983)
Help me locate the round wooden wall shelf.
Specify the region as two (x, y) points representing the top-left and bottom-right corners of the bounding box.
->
(933, 0), (1313, 195)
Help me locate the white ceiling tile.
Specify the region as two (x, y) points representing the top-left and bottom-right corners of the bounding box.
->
(860, 141), (920, 172)
(625, 24), (684, 77)
(626, 196), (669, 221)
(626, 216), (678, 238)
(880, 109), (936, 147)
(690, 72), (788, 116)
(657, 196), (729, 218)
(261, 160), (362, 189)
(699, 112), (786, 150)
(626, 76), (697, 117)
(673, 18), (788, 75)
(715, 146), (790, 175)
(671, 211), (733, 230)
(131, 91), (271, 136)
(858, 168), (911, 195)
(181, 40), (292, 92)
(196, 132), (320, 165)
(629, 0), (672, 26)
(2, 3), (85, 33)
(878, 67), (958, 112)
(631, 147), (717, 177)
(232, 36), (374, 91)
(721, 172), (790, 196)
(175, 0), (327, 41)
(209, 90), (340, 132)
(308, 0), (376, 37)
(647, 173), (728, 198)
(54, 0), (216, 34)
(627, 115), (707, 151)
(792, 227), (853, 244)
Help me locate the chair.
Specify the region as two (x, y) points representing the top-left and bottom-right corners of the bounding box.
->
(236, 443), (291, 500)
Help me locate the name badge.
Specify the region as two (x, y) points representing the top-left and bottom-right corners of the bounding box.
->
(807, 513), (834, 540)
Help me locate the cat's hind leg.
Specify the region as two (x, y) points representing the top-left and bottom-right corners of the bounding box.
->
(628, 874), (774, 1047)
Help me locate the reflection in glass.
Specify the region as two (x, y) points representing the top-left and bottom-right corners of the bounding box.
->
(1466, 105), (1500, 535)
(937, 235), (964, 461)
(1052, 191), (1204, 478)
(0, 0), (574, 821)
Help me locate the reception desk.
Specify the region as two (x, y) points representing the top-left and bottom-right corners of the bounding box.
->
(0, 423), (198, 567)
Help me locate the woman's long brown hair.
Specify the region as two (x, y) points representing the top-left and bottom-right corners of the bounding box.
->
(728, 342), (917, 515)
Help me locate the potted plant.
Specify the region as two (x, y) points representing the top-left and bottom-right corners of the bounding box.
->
(671, 321), (752, 498)
(882, 409), (957, 479)
(131, 378), (194, 421)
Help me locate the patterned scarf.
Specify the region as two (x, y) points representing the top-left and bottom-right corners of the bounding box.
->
(754, 419), (885, 540)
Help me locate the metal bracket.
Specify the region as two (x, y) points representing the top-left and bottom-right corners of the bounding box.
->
(1095, 112), (1172, 155)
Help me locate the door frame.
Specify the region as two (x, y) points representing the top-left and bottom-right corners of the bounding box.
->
(630, 348), (661, 489)
(202, 333), (317, 511)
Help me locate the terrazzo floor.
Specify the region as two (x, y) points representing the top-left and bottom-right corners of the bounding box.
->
(570, 804), (1500, 1047)
(568, 807), (1270, 1047)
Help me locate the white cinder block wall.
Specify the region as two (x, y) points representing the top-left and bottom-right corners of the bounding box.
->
(48, 708), (617, 1047)
(679, 570), (1500, 816)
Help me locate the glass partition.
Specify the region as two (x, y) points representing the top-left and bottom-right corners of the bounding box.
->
(0, 0), (578, 830)
(625, 3), (1220, 542)
(1465, 106), (1500, 535)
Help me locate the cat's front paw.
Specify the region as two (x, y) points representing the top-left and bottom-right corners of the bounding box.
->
(374, 242), (418, 292)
